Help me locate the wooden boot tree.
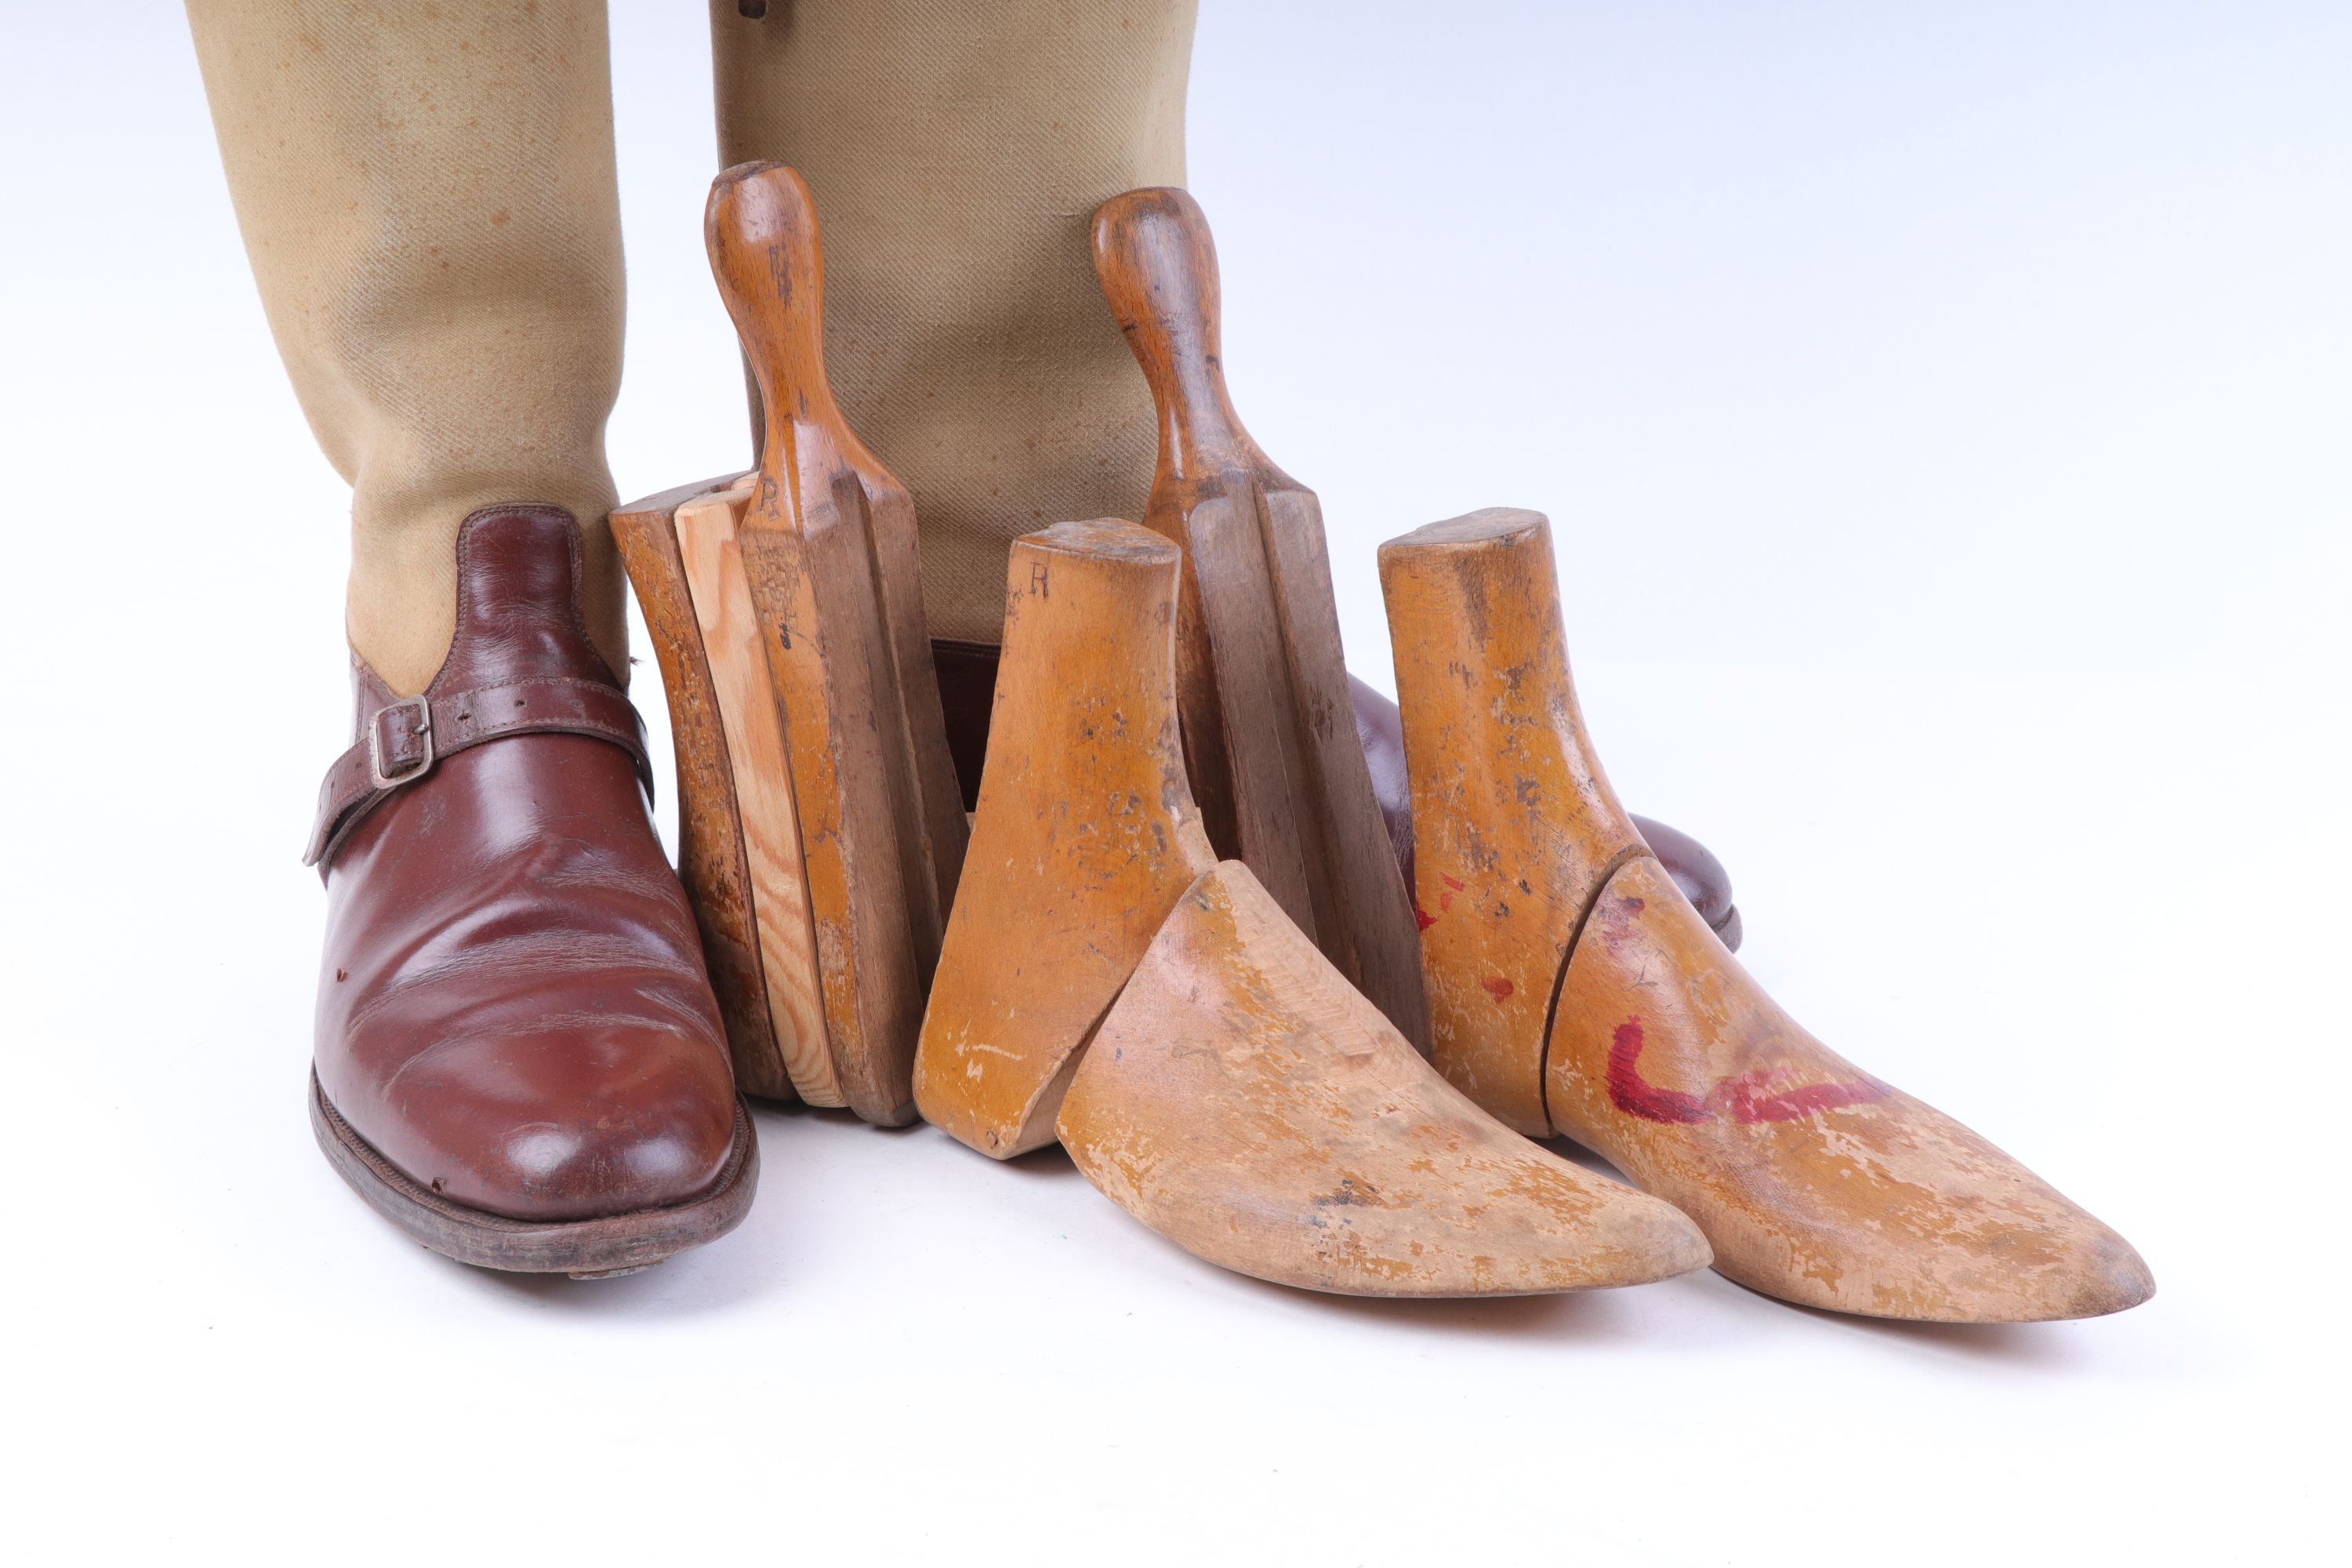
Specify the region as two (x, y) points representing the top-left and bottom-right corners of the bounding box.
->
(1382, 509), (2154, 1321)
(1091, 187), (1428, 1056)
(917, 518), (1711, 1298)
(608, 164), (969, 1125)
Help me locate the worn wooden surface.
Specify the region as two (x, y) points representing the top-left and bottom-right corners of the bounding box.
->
(1549, 858), (2153, 1320)
(1378, 509), (1646, 1135)
(610, 472), (789, 1100)
(1383, 510), (2154, 1320)
(1056, 862), (1711, 1298)
(674, 484), (836, 1106)
(815, 387), (969, 928)
(913, 519), (1218, 1157)
(737, 290), (971, 941)
(692, 161), (964, 1125)
(1092, 186), (1428, 1056)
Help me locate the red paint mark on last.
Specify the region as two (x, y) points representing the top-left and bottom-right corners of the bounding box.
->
(1607, 1016), (1888, 1126)
(1591, 895), (1650, 953)
(1415, 906), (1438, 931)
(1606, 1019), (1706, 1123)
(1481, 976), (1515, 1001)
(1711, 1071), (1887, 1125)
(1437, 873), (1465, 915)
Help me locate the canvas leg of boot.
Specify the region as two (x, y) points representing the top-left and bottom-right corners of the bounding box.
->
(612, 164), (970, 1127)
(1381, 508), (2154, 1322)
(918, 517), (1712, 1298)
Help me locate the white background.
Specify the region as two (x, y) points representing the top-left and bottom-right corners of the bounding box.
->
(3, 3), (2344, 1563)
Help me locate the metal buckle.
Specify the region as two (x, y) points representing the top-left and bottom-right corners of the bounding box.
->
(367, 695), (435, 790)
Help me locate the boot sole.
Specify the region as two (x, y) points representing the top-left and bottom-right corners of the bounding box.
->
(309, 1072), (760, 1278)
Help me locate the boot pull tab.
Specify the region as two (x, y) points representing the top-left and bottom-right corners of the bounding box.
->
(706, 162), (848, 492)
(1093, 186), (1262, 481)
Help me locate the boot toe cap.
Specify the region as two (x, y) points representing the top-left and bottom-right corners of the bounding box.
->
(343, 1023), (741, 1223)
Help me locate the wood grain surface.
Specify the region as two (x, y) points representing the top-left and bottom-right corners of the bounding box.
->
(674, 484), (836, 1106)
(705, 162), (918, 1123)
(611, 472), (791, 1100)
(637, 161), (968, 1125)
(1377, 508), (1646, 1135)
(913, 519), (1219, 1157)
(1549, 858), (2154, 1320)
(1056, 862), (1711, 1298)
(1092, 186), (1428, 1056)
(1381, 509), (2154, 1320)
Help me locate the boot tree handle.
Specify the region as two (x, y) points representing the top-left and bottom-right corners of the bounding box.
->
(1093, 186), (1263, 478)
(706, 162), (848, 488)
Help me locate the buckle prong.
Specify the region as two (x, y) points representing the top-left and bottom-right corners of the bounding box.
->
(368, 695), (435, 790)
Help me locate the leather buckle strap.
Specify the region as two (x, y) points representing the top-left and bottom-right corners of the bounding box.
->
(368, 695), (435, 789)
(304, 677), (653, 872)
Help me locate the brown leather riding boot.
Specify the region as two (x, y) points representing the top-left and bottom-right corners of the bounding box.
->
(303, 507), (758, 1276)
(931, 641), (1745, 950)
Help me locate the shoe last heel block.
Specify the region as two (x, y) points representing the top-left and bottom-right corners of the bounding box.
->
(610, 163), (969, 1125)
(916, 518), (1712, 1298)
(1381, 509), (2154, 1322)
(913, 521), (1218, 1158)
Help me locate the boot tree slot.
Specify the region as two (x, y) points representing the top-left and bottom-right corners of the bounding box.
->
(611, 165), (970, 1125)
(1383, 508), (2153, 1321)
(914, 519), (1218, 1158)
(1377, 508), (1648, 1137)
(1093, 187), (1428, 1056)
(924, 517), (1711, 1297)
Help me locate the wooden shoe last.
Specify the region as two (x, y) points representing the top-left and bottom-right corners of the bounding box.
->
(1058, 861), (1711, 1298)
(917, 517), (1711, 1298)
(1382, 508), (2153, 1321)
(1552, 858), (2150, 1320)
